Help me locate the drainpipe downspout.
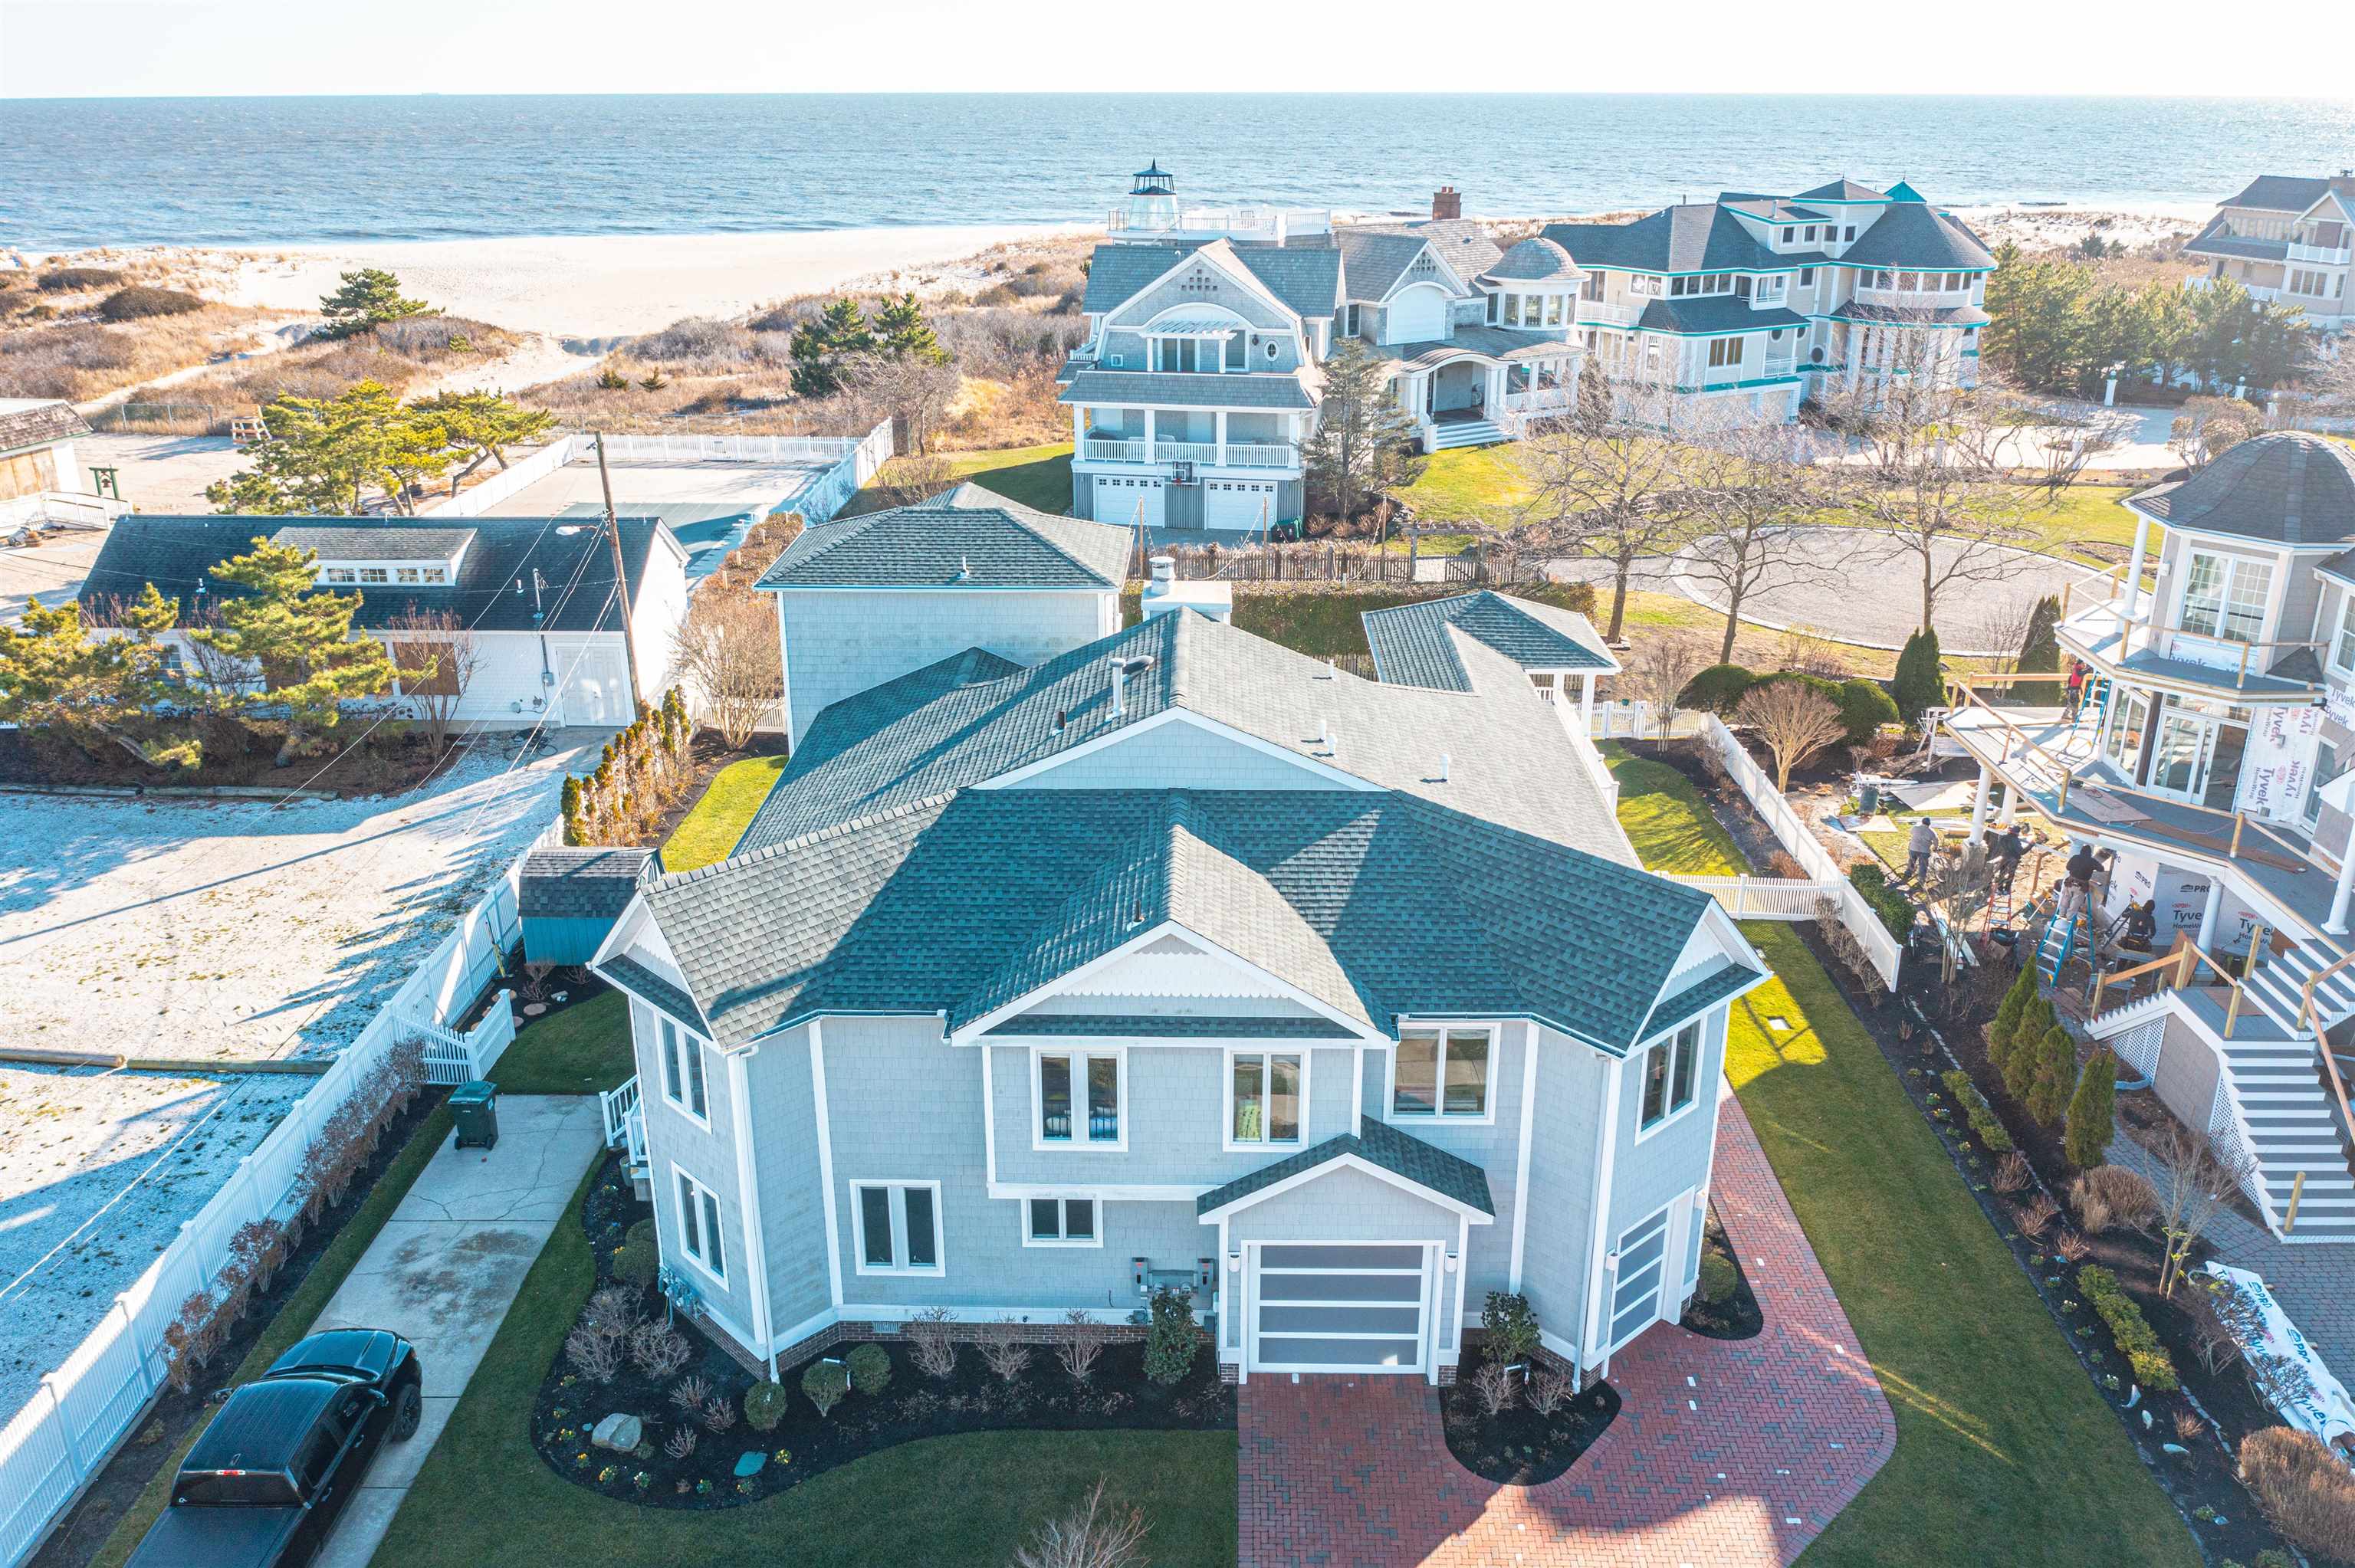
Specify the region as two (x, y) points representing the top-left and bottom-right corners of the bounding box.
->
(725, 1045), (778, 1380)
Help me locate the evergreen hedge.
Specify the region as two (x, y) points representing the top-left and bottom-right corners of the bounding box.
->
(2077, 1265), (2178, 1391)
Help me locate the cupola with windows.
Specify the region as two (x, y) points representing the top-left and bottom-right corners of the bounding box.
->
(1125, 161), (1180, 232)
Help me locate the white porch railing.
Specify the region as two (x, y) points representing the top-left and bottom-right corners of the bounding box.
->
(0, 490), (123, 531)
(1223, 442), (1296, 468)
(1577, 299), (1642, 328)
(599, 1074), (642, 1149)
(1082, 437), (1148, 463)
(413, 997), (517, 1085)
(623, 1103), (647, 1176)
(2288, 241), (2353, 266)
(1155, 440), (1220, 464)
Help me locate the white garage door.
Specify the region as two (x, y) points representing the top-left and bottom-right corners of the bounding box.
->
(1204, 479), (1277, 533)
(1250, 1244), (1429, 1373)
(1384, 284), (1448, 345)
(1098, 475), (1164, 530)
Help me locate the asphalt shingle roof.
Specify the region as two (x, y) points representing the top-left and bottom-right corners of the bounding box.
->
(1483, 238), (1581, 284)
(757, 483), (1129, 591)
(0, 399), (90, 455)
(1335, 228), (1438, 302)
(1371, 326), (1578, 370)
(1636, 298), (1808, 336)
(1544, 205), (1782, 275)
(1079, 240), (1342, 321)
(1643, 961), (1766, 1041)
(1060, 370), (1315, 411)
(1361, 591), (1616, 691)
(79, 514), (665, 633)
(269, 526), (475, 562)
(1795, 178), (1889, 203)
(984, 1014), (1360, 1038)
(1194, 1119), (1494, 1217)
(519, 846), (661, 921)
(2128, 432), (2355, 546)
(2222, 175), (2338, 213)
(1837, 201), (1995, 271)
(601, 953), (707, 1032)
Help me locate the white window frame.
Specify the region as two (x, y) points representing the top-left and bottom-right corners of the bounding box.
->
(1030, 1045), (1127, 1152)
(2176, 549), (2274, 645)
(655, 1014), (710, 1128)
(851, 1179), (945, 1276)
(1604, 1200), (1677, 1353)
(1020, 1194), (1102, 1248)
(671, 1163), (727, 1286)
(2330, 591), (2355, 675)
(1634, 1019), (1706, 1140)
(1223, 1046), (1310, 1152)
(1385, 1023), (1498, 1124)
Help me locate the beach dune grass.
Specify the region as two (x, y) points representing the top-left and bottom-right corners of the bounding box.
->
(1603, 745), (2197, 1567)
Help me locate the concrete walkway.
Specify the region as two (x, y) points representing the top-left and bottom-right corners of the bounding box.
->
(312, 1095), (603, 1568)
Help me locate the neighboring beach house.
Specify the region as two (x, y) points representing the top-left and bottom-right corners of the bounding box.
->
(2183, 173), (2355, 334)
(1944, 431), (2355, 1245)
(77, 513), (689, 728)
(0, 398), (97, 529)
(590, 557), (1763, 1386)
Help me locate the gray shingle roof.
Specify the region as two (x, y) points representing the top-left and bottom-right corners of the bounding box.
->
(1483, 238), (1581, 284)
(1370, 325), (1578, 370)
(1543, 205), (1782, 276)
(757, 483), (1129, 591)
(1831, 300), (1991, 326)
(984, 1014), (1359, 1038)
(2222, 175), (2338, 213)
(269, 526), (475, 561)
(2183, 215), (2290, 263)
(1636, 298), (1808, 336)
(1838, 202), (1995, 271)
(1335, 229), (1437, 302)
(519, 846), (662, 921)
(1060, 370), (1315, 411)
(2127, 431), (2355, 546)
(79, 513), (667, 634)
(1362, 591), (1616, 691)
(1079, 240), (1342, 321)
(602, 953), (707, 1032)
(1642, 961), (1766, 1041)
(1194, 1119), (1493, 1217)
(0, 399), (90, 455)
(1795, 178), (1889, 203)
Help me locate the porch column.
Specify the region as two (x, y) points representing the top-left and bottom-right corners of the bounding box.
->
(1579, 672), (1596, 734)
(2197, 877), (2225, 950)
(1997, 778), (2019, 827)
(2123, 510), (2153, 624)
(1072, 405), (1086, 453)
(1487, 363), (1508, 415)
(2328, 848), (2355, 935)
(1142, 408), (1156, 460)
(1215, 410), (1227, 467)
(1968, 763), (1993, 845)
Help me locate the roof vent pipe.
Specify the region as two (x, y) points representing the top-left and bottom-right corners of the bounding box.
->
(1109, 657), (1126, 717)
(1440, 752), (1450, 782)
(1148, 554), (1175, 591)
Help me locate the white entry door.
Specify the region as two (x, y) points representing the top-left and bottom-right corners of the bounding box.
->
(1249, 1243), (1430, 1374)
(1204, 480), (1276, 533)
(1100, 475), (1164, 530)
(559, 641), (630, 727)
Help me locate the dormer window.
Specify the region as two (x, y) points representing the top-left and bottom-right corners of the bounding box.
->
(1780, 226), (1795, 244)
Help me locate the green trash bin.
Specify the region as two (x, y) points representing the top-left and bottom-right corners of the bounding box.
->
(450, 1080), (499, 1151)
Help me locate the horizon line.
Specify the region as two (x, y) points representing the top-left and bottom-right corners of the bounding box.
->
(7, 87), (2355, 103)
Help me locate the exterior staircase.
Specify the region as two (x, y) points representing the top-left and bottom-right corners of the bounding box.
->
(1427, 417), (1506, 451)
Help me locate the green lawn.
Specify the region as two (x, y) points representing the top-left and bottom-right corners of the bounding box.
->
(1604, 746), (2197, 1568)
(93, 1104), (456, 1568)
(372, 1158), (1236, 1568)
(1389, 444), (1532, 532)
(846, 442), (1076, 518)
(491, 990), (634, 1094)
(664, 754), (789, 872)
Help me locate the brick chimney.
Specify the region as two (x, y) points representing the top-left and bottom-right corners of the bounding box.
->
(1432, 185), (1461, 221)
(2334, 169), (2355, 199)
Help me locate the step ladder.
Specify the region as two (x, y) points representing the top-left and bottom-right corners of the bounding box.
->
(2037, 905), (2091, 985)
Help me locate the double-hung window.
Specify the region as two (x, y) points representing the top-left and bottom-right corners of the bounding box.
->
(657, 1015), (708, 1124)
(1227, 1050), (1305, 1147)
(2178, 552), (2273, 643)
(1036, 1048), (1122, 1147)
(672, 1167), (725, 1283)
(2331, 593), (2355, 674)
(854, 1181), (942, 1274)
(1708, 337), (1746, 369)
(1391, 1028), (1492, 1119)
(1025, 1196), (1098, 1247)
(1637, 1021), (1703, 1134)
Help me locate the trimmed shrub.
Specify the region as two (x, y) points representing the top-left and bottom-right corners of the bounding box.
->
(1680, 662), (1756, 715)
(1987, 966), (2037, 1075)
(98, 285), (203, 321)
(1482, 1291), (1541, 1366)
(1696, 1250), (1737, 1304)
(613, 1237), (659, 1288)
(41, 266), (124, 292)
(2078, 1265), (2178, 1390)
(845, 1340), (892, 1396)
(801, 1357), (850, 1417)
(1835, 678), (1900, 746)
(2064, 1050), (2117, 1169)
(2028, 1025), (2079, 1126)
(1891, 628), (1944, 725)
(743, 1379), (791, 1432)
(626, 1218), (655, 1249)
(2238, 1427), (2355, 1563)
(1848, 861), (1913, 938)
(1940, 1068), (2015, 1153)
(1144, 1286), (1198, 1386)
(2005, 1015), (2056, 1104)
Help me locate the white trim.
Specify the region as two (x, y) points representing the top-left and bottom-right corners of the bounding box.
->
(1028, 1044), (1128, 1152)
(1244, 1238), (1435, 1376)
(809, 1020), (843, 1308)
(991, 1179), (1206, 1202)
(724, 1046), (777, 1378)
(1578, 1051), (1625, 1370)
(1631, 1019), (1706, 1143)
(980, 1034), (999, 1186)
(670, 1163), (728, 1288)
(765, 582), (1112, 597)
(1221, 1045), (1312, 1153)
(1383, 1022), (1499, 1125)
(1196, 1150), (1496, 1224)
(1351, 1045), (1365, 1137)
(1509, 1021), (1540, 1291)
(1450, 1213), (1469, 1353)
(974, 707), (1381, 795)
(656, 1015), (712, 1130)
(849, 1179), (947, 1277)
(1019, 1193), (1106, 1248)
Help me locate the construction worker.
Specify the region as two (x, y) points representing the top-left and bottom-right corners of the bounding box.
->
(2064, 661), (2087, 721)
(1905, 816), (1937, 883)
(1989, 822), (2028, 894)
(2057, 841), (2100, 922)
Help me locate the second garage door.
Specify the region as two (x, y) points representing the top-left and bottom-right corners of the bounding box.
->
(1250, 1244), (1429, 1373)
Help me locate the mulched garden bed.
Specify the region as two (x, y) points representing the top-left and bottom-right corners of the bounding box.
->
(534, 1153), (1235, 1509)
(1634, 736), (2311, 1564)
(1677, 1207), (1763, 1341)
(0, 723), (465, 798)
(1438, 1343), (1619, 1486)
(639, 730), (790, 848)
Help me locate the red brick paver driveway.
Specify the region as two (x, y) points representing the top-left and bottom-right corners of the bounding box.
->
(1237, 1095), (1895, 1567)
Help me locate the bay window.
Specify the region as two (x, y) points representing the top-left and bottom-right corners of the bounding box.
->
(1391, 1027), (1492, 1119)
(1228, 1050), (1305, 1147)
(1637, 1020), (1703, 1134)
(1036, 1048), (1122, 1147)
(2177, 551), (2272, 643)
(854, 1181), (942, 1274)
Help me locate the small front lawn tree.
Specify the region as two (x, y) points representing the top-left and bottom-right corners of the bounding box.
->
(1302, 336), (1425, 527)
(382, 605), (475, 754)
(1516, 377), (1700, 641)
(1481, 1291), (1542, 1376)
(669, 582), (777, 749)
(189, 536), (399, 762)
(1734, 679), (1844, 792)
(1891, 628), (1946, 728)
(1619, 633), (1707, 740)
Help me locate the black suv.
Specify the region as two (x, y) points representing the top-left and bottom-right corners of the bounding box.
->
(127, 1329), (424, 1568)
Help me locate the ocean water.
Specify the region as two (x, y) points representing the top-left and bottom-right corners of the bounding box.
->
(5, 93), (2352, 250)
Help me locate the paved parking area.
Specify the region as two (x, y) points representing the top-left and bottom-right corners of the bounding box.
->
(1237, 1097), (1894, 1567)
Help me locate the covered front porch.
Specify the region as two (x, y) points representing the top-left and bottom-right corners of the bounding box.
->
(1379, 331), (1581, 452)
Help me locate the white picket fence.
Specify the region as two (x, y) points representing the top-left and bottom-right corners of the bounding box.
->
(1588, 700), (1712, 740)
(1667, 873), (1848, 920)
(0, 820), (557, 1568)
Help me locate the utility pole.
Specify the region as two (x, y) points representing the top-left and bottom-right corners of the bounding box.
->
(595, 432), (644, 713)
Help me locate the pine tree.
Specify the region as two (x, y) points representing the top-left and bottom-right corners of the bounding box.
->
(1988, 966), (2036, 1075)
(2014, 595), (2062, 704)
(2028, 1025), (2079, 1125)
(790, 298), (873, 396)
(560, 776), (584, 846)
(873, 291), (947, 364)
(2064, 1050), (2118, 1168)
(317, 267), (432, 340)
(1891, 628), (1946, 727)
(189, 537), (397, 762)
(1302, 336), (1425, 525)
(2004, 1009), (2053, 1104)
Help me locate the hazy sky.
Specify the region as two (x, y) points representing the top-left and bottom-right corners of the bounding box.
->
(5, 0), (2353, 98)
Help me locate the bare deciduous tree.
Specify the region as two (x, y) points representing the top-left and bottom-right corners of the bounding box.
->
(1619, 632), (1709, 740)
(1670, 413), (1834, 662)
(1735, 681), (1844, 792)
(1013, 1479), (1151, 1568)
(838, 350), (963, 457)
(382, 605), (479, 754)
(1515, 378), (1703, 641)
(670, 584), (778, 749)
(869, 451), (957, 508)
(2150, 1119), (2253, 1296)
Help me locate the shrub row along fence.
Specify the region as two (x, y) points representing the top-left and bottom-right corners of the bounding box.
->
(0, 818), (557, 1568)
(1153, 540), (1554, 586)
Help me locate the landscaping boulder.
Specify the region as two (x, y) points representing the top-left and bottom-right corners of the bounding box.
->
(590, 1412), (642, 1452)
(733, 1450), (767, 1478)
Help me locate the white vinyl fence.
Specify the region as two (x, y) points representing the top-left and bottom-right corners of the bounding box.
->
(1588, 700), (1712, 740)
(0, 820), (557, 1568)
(418, 435), (590, 517)
(1667, 874), (1849, 921)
